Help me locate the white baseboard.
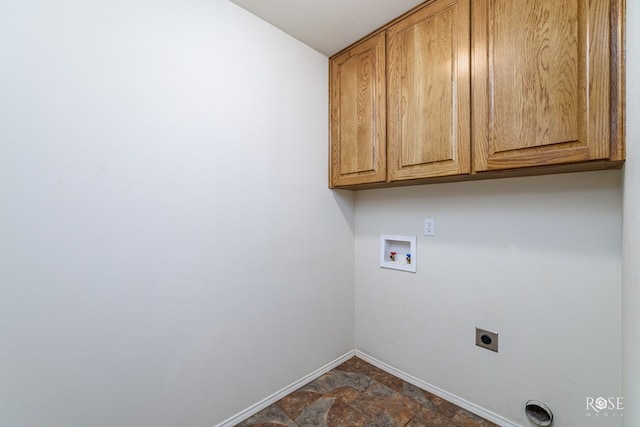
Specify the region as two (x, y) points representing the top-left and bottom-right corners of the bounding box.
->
(214, 349), (518, 427)
(214, 350), (355, 427)
(355, 350), (520, 427)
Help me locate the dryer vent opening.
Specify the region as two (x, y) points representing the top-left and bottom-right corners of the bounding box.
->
(525, 400), (553, 426)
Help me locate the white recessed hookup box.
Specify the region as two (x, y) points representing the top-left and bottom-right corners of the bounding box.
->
(380, 234), (416, 273)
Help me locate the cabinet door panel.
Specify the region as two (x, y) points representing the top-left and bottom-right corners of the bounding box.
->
(330, 34), (386, 187)
(472, 0), (611, 171)
(387, 0), (470, 180)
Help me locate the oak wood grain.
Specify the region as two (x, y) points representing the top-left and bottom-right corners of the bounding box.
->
(329, 33), (386, 187)
(328, 0), (624, 189)
(472, 0), (614, 171)
(387, 0), (471, 180)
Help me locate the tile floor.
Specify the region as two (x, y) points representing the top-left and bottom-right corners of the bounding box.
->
(237, 356), (498, 427)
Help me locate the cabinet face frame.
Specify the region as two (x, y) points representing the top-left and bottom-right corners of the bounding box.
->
(471, 0), (624, 172)
(387, 0), (471, 181)
(329, 33), (386, 188)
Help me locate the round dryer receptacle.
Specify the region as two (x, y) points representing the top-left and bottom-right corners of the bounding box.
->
(525, 400), (553, 426)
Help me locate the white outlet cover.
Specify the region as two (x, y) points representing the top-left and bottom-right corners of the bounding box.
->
(424, 218), (436, 236)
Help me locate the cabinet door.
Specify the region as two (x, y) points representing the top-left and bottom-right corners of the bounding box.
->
(387, 0), (471, 181)
(329, 33), (386, 187)
(472, 0), (616, 171)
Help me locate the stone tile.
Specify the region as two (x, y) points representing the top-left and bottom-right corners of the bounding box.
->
(237, 404), (298, 427)
(368, 370), (408, 393)
(239, 359), (496, 427)
(334, 357), (366, 373)
(400, 383), (437, 412)
(406, 406), (454, 427)
(237, 424), (291, 427)
(300, 380), (331, 394)
(295, 396), (374, 426)
(325, 398), (374, 427)
(313, 370), (372, 393)
(451, 408), (498, 427)
(400, 383), (460, 418)
(277, 382), (327, 420)
(365, 381), (397, 399)
(323, 386), (361, 405)
(349, 381), (421, 427)
(335, 357), (407, 392)
(295, 396), (335, 427)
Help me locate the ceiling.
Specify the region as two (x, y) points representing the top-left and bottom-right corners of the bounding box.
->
(229, 0), (425, 57)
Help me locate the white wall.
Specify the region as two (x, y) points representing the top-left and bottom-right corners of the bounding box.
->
(355, 171), (622, 426)
(623, 0), (640, 426)
(0, 1), (355, 426)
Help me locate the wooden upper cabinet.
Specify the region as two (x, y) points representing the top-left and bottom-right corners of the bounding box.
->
(329, 33), (386, 187)
(472, 0), (624, 171)
(387, 0), (471, 181)
(328, 0), (623, 189)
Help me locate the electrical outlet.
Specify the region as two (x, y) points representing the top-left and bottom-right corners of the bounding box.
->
(424, 218), (435, 236)
(476, 327), (498, 352)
